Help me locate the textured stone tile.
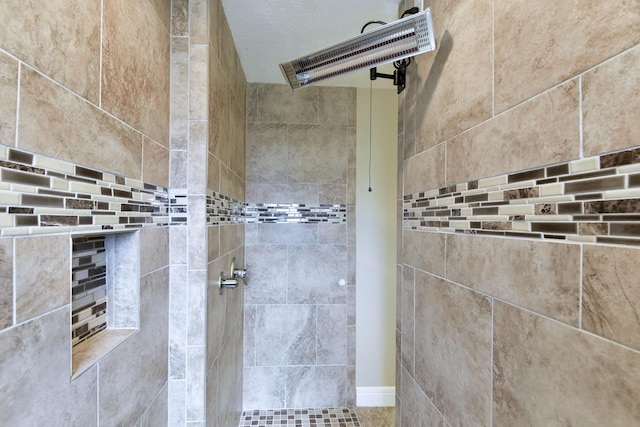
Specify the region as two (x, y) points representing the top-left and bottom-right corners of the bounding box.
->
(415, 0), (493, 151)
(401, 230), (445, 277)
(0, 0), (101, 103)
(288, 125), (348, 184)
(189, 0), (208, 45)
(243, 304), (256, 367)
(209, 0), (222, 58)
(287, 245), (347, 304)
(257, 84), (318, 124)
(414, 271), (492, 426)
(583, 45), (640, 157)
(147, 0), (171, 34)
(493, 300), (640, 426)
(169, 265), (187, 380)
(495, 0), (640, 112)
(189, 43), (208, 121)
(247, 183), (319, 205)
(400, 366), (446, 427)
(318, 86), (351, 126)
(171, 0), (188, 36)
(207, 257), (228, 365)
(188, 269), (207, 347)
(243, 366), (286, 410)
(207, 225), (220, 262)
(244, 244), (287, 304)
(448, 79), (580, 184)
(318, 223), (347, 245)
(206, 360), (219, 426)
(102, 0), (170, 146)
(255, 223), (317, 245)
(209, 63), (231, 165)
(140, 382), (168, 427)
(355, 407), (395, 427)
(19, 66), (142, 178)
(140, 226), (170, 276)
(0, 238), (12, 330)
(186, 345), (206, 422)
(168, 380), (186, 426)
(143, 137), (169, 187)
(447, 233), (580, 325)
(246, 123), (288, 183)
(218, 313), (244, 427)
(230, 101), (247, 180)
(220, 10), (238, 97)
(0, 307), (97, 426)
(170, 37), (189, 150)
(0, 52), (18, 147)
(188, 121), (208, 194)
(255, 304), (316, 366)
(99, 266), (169, 426)
(583, 244), (640, 351)
(403, 143), (445, 194)
(286, 366), (347, 408)
(15, 234), (69, 323)
(317, 304), (347, 365)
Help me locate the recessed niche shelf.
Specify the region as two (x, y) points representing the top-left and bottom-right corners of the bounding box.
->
(71, 231), (140, 379)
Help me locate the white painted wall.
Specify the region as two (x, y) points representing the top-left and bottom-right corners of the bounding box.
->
(355, 87), (398, 406)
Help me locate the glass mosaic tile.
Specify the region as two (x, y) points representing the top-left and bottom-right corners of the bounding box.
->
(239, 408), (360, 427)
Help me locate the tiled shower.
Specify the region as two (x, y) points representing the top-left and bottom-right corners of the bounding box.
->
(2, 0), (640, 427)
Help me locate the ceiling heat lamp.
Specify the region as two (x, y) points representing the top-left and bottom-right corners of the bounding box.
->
(279, 8), (436, 93)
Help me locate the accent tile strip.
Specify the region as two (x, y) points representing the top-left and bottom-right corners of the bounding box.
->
(404, 146), (640, 246)
(245, 203), (347, 224)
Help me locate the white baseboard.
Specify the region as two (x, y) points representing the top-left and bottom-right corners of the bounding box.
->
(356, 386), (396, 407)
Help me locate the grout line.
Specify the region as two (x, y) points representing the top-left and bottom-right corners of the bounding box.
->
(14, 62), (21, 149)
(579, 75), (584, 159)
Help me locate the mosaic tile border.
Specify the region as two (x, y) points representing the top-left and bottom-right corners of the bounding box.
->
(71, 235), (107, 347)
(0, 146), (178, 236)
(207, 190), (245, 224)
(240, 408), (360, 427)
(404, 146), (640, 246)
(245, 203), (347, 224)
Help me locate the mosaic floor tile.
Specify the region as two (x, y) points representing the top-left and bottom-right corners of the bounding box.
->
(239, 408), (360, 427)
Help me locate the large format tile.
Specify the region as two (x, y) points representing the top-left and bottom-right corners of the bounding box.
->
(140, 226), (170, 276)
(99, 267), (169, 426)
(244, 244), (288, 304)
(495, 0), (640, 112)
(18, 65), (142, 178)
(0, 307), (98, 426)
(256, 84), (318, 124)
(446, 233), (581, 325)
(143, 136), (169, 187)
(0, 52), (18, 147)
(403, 143), (445, 194)
(317, 304), (347, 365)
(400, 367), (446, 427)
(493, 300), (640, 426)
(0, 0), (101, 103)
(0, 238), (12, 330)
(170, 36), (189, 150)
(15, 234), (70, 323)
(414, 271), (492, 427)
(246, 123), (288, 183)
(583, 244), (640, 351)
(401, 266), (415, 376)
(286, 366), (347, 408)
(447, 79), (580, 185)
(583, 45), (640, 157)
(401, 230), (445, 277)
(415, 0), (493, 151)
(243, 366), (286, 410)
(288, 124), (347, 185)
(287, 245), (347, 304)
(102, 0), (170, 146)
(255, 304), (316, 366)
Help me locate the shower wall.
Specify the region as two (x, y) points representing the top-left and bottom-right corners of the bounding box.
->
(169, 1), (246, 426)
(0, 0), (171, 425)
(243, 84), (357, 409)
(397, 0), (640, 425)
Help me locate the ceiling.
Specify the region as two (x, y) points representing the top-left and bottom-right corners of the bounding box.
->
(220, 0), (405, 88)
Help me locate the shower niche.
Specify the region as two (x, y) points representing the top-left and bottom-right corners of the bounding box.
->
(71, 231), (140, 378)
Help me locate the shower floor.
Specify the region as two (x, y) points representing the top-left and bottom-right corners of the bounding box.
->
(239, 408), (360, 426)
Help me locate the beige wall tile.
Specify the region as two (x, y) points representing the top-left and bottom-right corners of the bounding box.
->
(400, 366), (446, 427)
(148, 0), (171, 34)
(0, 238), (13, 330)
(416, 0), (493, 151)
(583, 45), (640, 157)
(0, 307), (98, 426)
(220, 10), (238, 95)
(493, 300), (640, 426)
(140, 226), (170, 276)
(246, 123), (288, 183)
(446, 233), (580, 325)
(99, 266), (169, 426)
(414, 271), (492, 426)
(15, 234), (69, 323)
(102, 0), (170, 147)
(403, 143), (445, 194)
(209, 58), (231, 166)
(210, 0), (222, 59)
(288, 125), (347, 184)
(189, 0), (209, 45)
(495, 0), (640, 112)
(318, 86), (351, 126)
(0, 0), (101, 103)
(402, 230), (445, 277)
(0, 52), (18, 147)
(208, 153), (221, 193)
(143, 137), (169, 187)
(188, 121), (208, 195)
(447, 80), (580, 185)
(170, 37), (189, 150)
(189, 44), (209, 121)
(257, 84), (319, 124)
(19, 66), (142, 179)
(230, 102), (246, 180)
(583, 244), (640, 351)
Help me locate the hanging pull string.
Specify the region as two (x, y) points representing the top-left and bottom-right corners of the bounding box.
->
(368, 79), (373, 192)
